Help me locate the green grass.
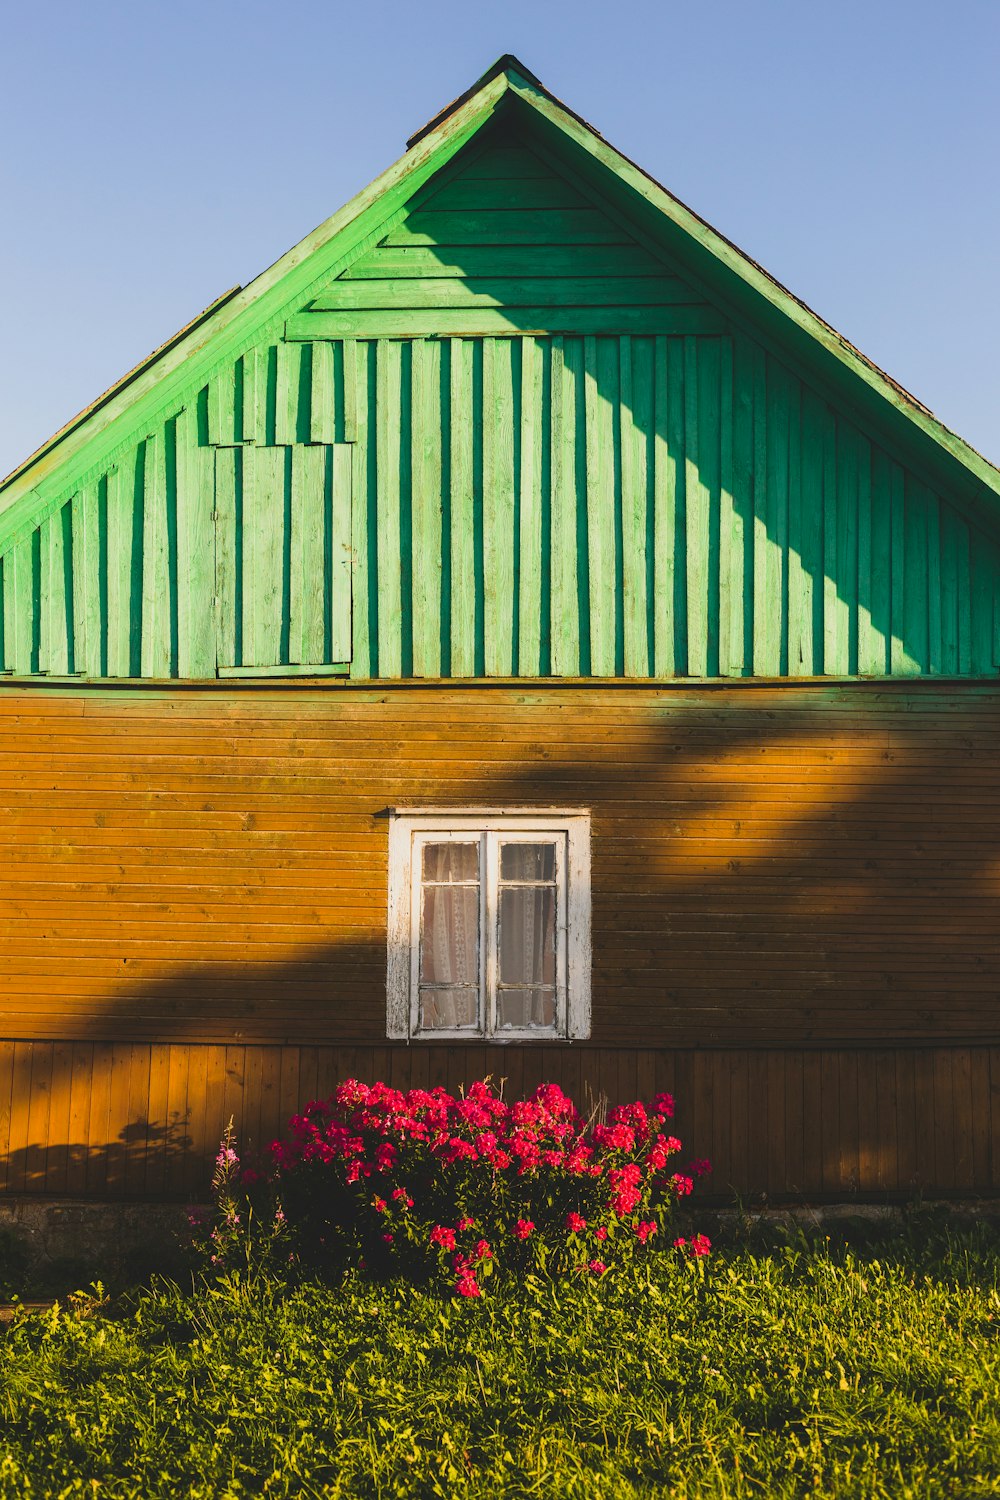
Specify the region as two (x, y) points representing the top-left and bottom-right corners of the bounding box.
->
(1, 1217), (999, 1498)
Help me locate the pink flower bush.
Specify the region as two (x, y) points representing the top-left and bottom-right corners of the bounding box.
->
(207, 1080), (710, 1296)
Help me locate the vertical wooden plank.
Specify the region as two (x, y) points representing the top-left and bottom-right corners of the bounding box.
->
(819, 1051), (840, 1193)
(183, 1046), (211, 1194)
(838, 1050), (860, 1192)
(376, 340), (403, 677)
(684, 337), (711, 677)
(449, 339), (476, 677)
(970, 1049), (991, 1189)
(411, 340), (443, 677)
(801, 1051), (823, 1194)
(24, 1043), (53, 1192)
(214, 447), (238, 670)
(143, 1044), (172, 1199)
(242, 446), (286, 667)
(873, 1049), (899, 1191)
(783, 1050), (804, 1194)
(290, 444), (328, 663)
(889, 461), (911, 674)
(0, 1043), (14, 1194)
(202, 1045), (230, 1174)
(904, 475), (929, 673)
(274, 343), (297, 446)
(71, 483), (101, 676)
(651, 336), (677, 675)
(66, 1044), (93, 1198)
(585, 336), (618, 675)
(551, 337), (583, 675)
(43, 1042), (74, 1195)
(350, 342), (373, 677)
(820, 407), (839, 674)
(752, 345), (773, 675)
(208, 363), (236, 446)
(342, 339), (358, 442)
(728, 335), (754, 679)
(716, 338), (741, 677)
(764, 1051), (785, 1199)
(869, 447), (893, 678)
(956, 520), (972, 674)
(85, 1042), (113, 1197)
(310, 342), (336, 444)
(912, 1050), (937, 1189)
(42, 503), (71, 674)
(104, 1043), (133, 1196)
(176, 407), (216, 676)
(241, 347), (268, 444)
(990, 1049), (1000, 1192)
(123, 1045), (152, 1200)
(483, 338), (516, 675)
(106, 460), (134, 677)
(141, 429), (172, 676)
(932, 1049), (956, 1192)
(794, 389), (823, 675)
(926, 491), (942, 673)
(971, 530), (995, 675)
(855, 438), (878, 676)
(835, 425), (858, 675)
(329, 444), (352, 663)
(952, 1048), (974, 1190)
(518, 336), (544, 675)
(895, 1049), (918, 1193)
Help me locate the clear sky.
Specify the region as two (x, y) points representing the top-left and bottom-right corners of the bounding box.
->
(1, 0), (997, 480)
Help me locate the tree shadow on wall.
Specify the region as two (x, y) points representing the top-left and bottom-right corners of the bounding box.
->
(2, 684), (1000, 1202)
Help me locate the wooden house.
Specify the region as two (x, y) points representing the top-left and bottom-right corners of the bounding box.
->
(2, 56), (1000, 1205)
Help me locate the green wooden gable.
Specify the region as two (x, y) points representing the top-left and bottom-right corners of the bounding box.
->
(3, 56), (999, 681)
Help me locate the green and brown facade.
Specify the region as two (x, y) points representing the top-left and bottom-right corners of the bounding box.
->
(2, 58), (999, 1203)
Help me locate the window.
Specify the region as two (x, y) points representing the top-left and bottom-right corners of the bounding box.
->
(387, 810), (591, 1041)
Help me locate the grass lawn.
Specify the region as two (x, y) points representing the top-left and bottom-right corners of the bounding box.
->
(1, 1214), (998, 1498)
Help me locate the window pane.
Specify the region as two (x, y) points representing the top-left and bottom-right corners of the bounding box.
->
(419, 987), (479, 1030)
(422, 842), (478, 883)
(500, 842), (556, 882)
(498, 885), (555, 986)
(497, 987), (557, 1030)
(420, 884), (479, 984)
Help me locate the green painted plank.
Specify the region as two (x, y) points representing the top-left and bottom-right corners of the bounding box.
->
(820, 406), (840, 675)
(903, 476), (929, 672)
(250, 445), (287, 667)
(762, 357), (789, 675)
(549, 337), (582, 674)
(274, 343), (299, 446)
(836, 424), (858, 675)
(36, 515), (51, 672)
(386, 209), (632, 246)
(725, 335), (754, 679)
(482, 338), (516, 675)
(715, 338), (740, 677)
(106, 456), (135, 678)
(42, 502), (71, 674)
(517, 335), (544, 675)
(750, 345), (771, 674)
(939, 499), (959, 674)
(71, 483), (102, 677)
(650, 337), (673, 674)
(7, 536), (36, 673)
(376, 340), (403, 677)
(330, 443), (353, 663)
(700, 338), (722, 678)
(218, 662), (349, 677)
(290, 443), (327, 663)
(667, 337), (689, 675)
(208, 364), (236, 446)
(683, 339), (709, 677)
(925, 488), (942, 673)
(311, 276), (697, 310)
(956, 517), (972, 674)
(620, 335), (648, 676)
(214, 447), (238, 670)
(582, 336), (607, 673)
(967, 517), (993, 673)
(868, 446), (891, 675)
(449, 339), (477, 677)
(416, 178), (589, 211)
(140, 430), (171, 677)
(175, 407), (216, 677)
(241, 347), (268, 444)
(410, 340), (443, 676)
(0, 553), (9, 672)
(349, 342), (374, 677)
(309, 342), (336, 443)
(286, 307), (725, 339)
(888, 460), (911, 674)
(340, 245), (669, 279)
(784, 373), (810, 677)
(796, 390), (825, 677)
(856, 437), (882, 675)
(342, 339), (358, 442)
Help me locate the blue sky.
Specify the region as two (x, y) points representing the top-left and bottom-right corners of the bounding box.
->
(1, 0), (998, 478)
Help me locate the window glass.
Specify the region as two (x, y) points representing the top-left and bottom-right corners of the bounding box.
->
(418, 841), (480, 1030)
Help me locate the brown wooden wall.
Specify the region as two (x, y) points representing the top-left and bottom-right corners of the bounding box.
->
(2, 678), (1000, 1199)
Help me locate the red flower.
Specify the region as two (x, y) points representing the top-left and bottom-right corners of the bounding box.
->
(652, 1092), (675, 1118)
(594, 1226), (608, 1242)
(566, 1212), (587, 1234)
(674, 1233), (711, 1258)
(671, 1174), (694, 1198)
(455, 1275), (481, 1298)
(588, 1260), (608, 1276)
(457, 1215), (475, 1231)
(373, 1196), (387, 1214)
(474, 1239), (492, 1260)
(513, 1218), (534, 1240)
(430, 1225), (456, 1251)
(690, 1158), (712, 1178)
(635, 1220), (657, 1243)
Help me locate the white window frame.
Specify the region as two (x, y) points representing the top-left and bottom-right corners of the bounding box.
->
(387, 809), (591, 1042)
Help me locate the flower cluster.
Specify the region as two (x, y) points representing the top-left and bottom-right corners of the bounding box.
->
(240, 1079), (712, 1295)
